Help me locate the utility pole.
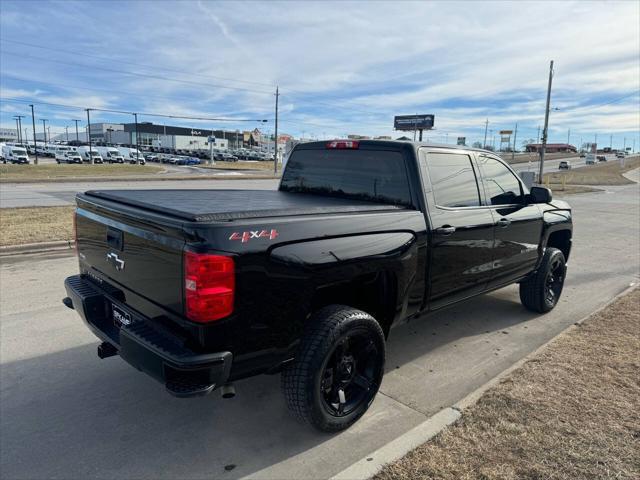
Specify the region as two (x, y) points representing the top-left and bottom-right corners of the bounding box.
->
(30, 105), (38, 164)
(511, 122), (518, 161)
(483, 118), (489, 148)
(538, 60), (554, 184)
(609, 134), (612, 149)
(86, 109), (93, 164)
(567, 128), (570, 145)
(536, 125), (541, 144)
(273, 85), (279, 175)
(72, 119), (80, 142)
(41, 119), (48, 145)
(65, 126), (69, 142)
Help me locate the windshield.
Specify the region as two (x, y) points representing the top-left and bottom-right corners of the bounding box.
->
(57, 147), (69, 151)
(280, 148), (412, 206)
(12, 148), (27, 154)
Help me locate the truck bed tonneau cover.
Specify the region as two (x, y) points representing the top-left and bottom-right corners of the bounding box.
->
(83, 189), (406, 222)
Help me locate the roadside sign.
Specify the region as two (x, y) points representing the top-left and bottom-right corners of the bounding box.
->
(394, 114), (434, 131)
(457, 137), (466, 146)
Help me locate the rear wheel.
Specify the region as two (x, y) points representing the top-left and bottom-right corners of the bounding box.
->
(520, 247), (566, 313)
(282, 305), (385, 432)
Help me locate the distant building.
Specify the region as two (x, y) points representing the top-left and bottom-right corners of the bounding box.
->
(525, 143), (577, 153)
(0, 128), (18, 142)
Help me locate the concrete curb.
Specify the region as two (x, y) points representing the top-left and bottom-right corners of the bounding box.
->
(0, 240), (74, 256)
(330, 282), (637, 480)
(329, 408), (461, 480)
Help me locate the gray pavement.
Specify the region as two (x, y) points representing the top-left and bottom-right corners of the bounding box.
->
(2, 154), (622, 209)
(0, 178), (280, 208)
(1, 178), (638, 479)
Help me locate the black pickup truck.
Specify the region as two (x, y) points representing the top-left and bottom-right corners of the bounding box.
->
(64, 140), (572, 431)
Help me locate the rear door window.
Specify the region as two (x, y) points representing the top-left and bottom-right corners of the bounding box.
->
(422, 152), (481, 208)
(280, 148), (412, 206)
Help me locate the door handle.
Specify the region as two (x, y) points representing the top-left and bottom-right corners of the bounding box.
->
(498, 218), (511, 228)
(435, 225), (456, 235)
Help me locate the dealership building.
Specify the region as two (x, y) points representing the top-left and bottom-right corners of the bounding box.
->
(88, 122), (267, 150)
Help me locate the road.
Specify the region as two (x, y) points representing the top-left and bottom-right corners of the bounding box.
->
(0, 178), (280, 208)
(1, 179), (638, 479)
(2, 155), (622, 209)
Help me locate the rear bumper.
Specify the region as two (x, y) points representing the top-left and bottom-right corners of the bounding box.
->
(64, 274), (232, 397)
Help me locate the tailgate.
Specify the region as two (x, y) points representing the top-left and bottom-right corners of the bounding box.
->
(75, 196), (186, 316)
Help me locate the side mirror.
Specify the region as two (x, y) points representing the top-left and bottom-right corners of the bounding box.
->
(529, 186), (552, 204)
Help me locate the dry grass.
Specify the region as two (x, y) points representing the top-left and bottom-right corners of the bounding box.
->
(548, 185), (602, 196)
(0, 164), (163, 181)
(543, 156), (640, 186)
(376, 288), (640, 480)
(197, 160), (276, 171)
(503, 152), (577, 165)
(0, 206), (75, 246)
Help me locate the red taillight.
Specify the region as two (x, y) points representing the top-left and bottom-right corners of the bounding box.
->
(184, 251), (235, 323)
(325, 140), (359, 149)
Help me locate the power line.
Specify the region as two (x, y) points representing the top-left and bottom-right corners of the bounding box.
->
(0, 50), (274, 95)
(0, 47), (387, 117)
(558, 92), (639, 114)
(0, 97), (269, 123)
(0, 75), (269, 107)
(0, 38), (278, 90)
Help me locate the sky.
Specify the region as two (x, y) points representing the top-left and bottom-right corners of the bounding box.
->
(1, 0), (639, 150)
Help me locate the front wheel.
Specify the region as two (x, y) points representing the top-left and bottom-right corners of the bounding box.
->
(282, 305), (385, 432)
(520, 247), (566, 313)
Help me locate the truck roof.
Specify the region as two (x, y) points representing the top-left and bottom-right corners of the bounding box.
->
(295, 139), (494, 155)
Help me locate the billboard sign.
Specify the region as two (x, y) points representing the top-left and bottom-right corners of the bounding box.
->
(394, 114), (434, 131)
(457, 137), (466, 146)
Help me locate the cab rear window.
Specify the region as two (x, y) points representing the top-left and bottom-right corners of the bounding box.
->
(280, 149), (412, 206)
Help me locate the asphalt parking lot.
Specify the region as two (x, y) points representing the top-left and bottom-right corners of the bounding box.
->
(1, 178), (638, 479)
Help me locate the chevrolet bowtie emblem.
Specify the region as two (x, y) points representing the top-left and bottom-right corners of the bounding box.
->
(106, 252), (125, 271)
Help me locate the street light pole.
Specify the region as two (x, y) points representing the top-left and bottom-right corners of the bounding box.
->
(30, 105), (38, 164)
(538, 60), (554, 184)
(133, 112), (139, 163)
(483, 118), (489, 149)
(14, 118), (20, 143)
(273, 85), (279, 175)
(73, 119), (80, 142)
(86, 109), (93, 164)
(511, 122), (518, 161)
(41, 119), (48, 145)
(14, 115), (25, 144)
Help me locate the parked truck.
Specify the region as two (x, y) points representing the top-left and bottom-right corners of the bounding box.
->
(63, 140), (572, 431)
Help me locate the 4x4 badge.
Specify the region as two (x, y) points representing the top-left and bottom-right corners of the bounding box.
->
(229, 229), (279, 243)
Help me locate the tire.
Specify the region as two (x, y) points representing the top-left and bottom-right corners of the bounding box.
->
(520, 247), (566, 313)
(282, 305), (385, 432)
